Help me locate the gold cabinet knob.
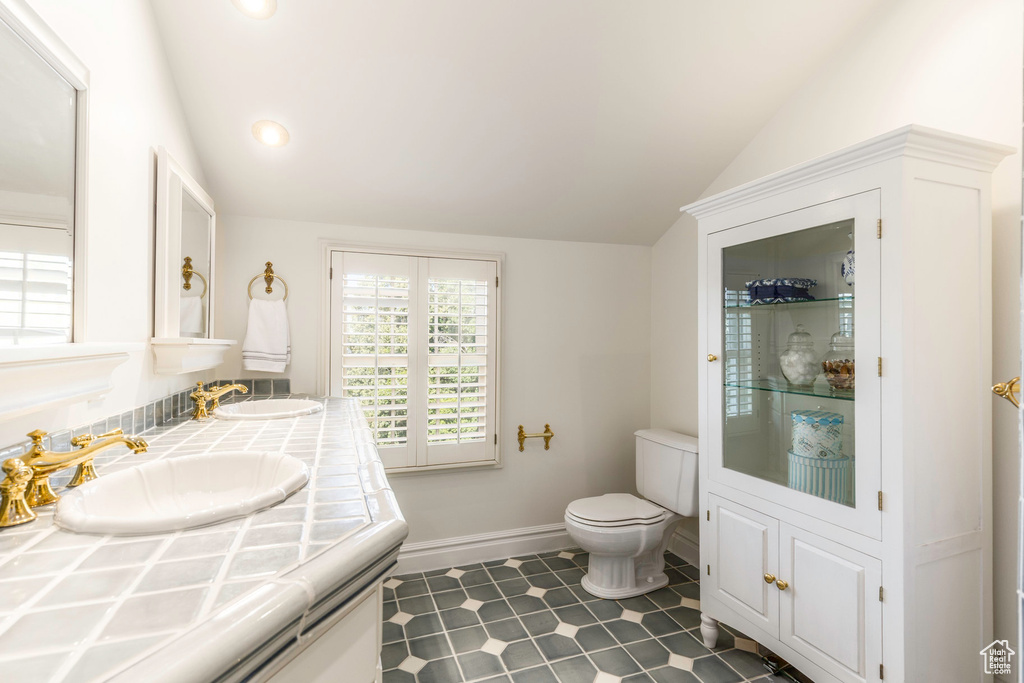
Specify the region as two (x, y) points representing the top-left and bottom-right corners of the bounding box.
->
(763, 573), (775, 584)
(776, 579), (789, 591)
(707, 354), (718, 362)
(993, 376), (1021, 408)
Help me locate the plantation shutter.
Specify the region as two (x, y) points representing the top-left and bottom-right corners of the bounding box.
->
(0, 225), (73, 345)
(330, 250), (499, 471)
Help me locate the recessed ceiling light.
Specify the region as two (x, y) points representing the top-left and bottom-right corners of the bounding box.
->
(232, 0), (277, 20)
(252, 120), (289, 147)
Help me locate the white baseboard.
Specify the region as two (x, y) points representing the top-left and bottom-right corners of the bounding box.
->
(668, 527), (699, 567)
(397, 523), (573, 575)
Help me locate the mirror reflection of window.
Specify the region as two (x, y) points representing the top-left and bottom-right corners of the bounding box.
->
(178, 190), (211, 338)
(0, 17), (77, 345)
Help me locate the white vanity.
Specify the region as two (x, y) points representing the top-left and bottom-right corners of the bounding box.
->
(685, 126), (1011, 683)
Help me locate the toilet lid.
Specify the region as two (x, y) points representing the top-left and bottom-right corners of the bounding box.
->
(566, 493), (666, 525)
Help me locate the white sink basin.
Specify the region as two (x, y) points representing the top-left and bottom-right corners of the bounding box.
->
(55, 451), (309, 535)
(214, 398), (323, 420)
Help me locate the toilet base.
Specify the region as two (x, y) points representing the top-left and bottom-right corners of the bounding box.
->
(574, 515), (681, 600)
(581, 570), (669, 600)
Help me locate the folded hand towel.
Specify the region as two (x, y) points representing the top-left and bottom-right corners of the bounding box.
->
(179, 295), (206, 337)
(242, 298), (290, 373)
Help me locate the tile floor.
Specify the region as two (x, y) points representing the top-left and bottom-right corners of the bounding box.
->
(381, 550), (806, 683)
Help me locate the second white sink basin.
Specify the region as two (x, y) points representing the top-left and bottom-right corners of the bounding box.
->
(55, 451), (309, 535)
(214, 398), (323, 420)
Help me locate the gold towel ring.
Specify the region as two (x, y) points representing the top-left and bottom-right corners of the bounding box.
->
(248, 261), (289, 300)
(181, 257), (208, 299)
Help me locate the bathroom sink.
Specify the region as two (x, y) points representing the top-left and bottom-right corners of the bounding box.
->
(214, 398), (323, 420)
(54, 451), (309, 535)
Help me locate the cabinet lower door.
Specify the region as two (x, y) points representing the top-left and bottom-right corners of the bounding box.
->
(778, 524), (881, 683)
(708, 495), (779, 638)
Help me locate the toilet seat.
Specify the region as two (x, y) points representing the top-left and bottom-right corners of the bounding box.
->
(565, 493), (667, 528)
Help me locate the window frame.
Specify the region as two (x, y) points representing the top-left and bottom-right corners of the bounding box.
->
(319, 240), (504, 474)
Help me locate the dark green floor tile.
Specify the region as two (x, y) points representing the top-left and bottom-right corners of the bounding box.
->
(510, 665), (557, 683)
(434, 589), (470, 610)
(708, 627), (734, 651)
(552, 604), (597, 627)
(650, 667), (700, 683)
(440, 607), (480, 630)
(672, 582), (700, 600)
(382, 669), (415, 683)
(408, 633), (452, 661)
(384, 586), (396, 601)
(519, 560), (550, 575)
(521, 610), (559, 636)
(542, 556), (576, 571)
(526, 572), (564, 589)
(508, 594), (547, 615)
(460, 569), (494, 587)
(573, 554), (589, 568)
(534, 633), (583, 661)
(405, 613), (444, 638)
(618, 595), (659, 613)
(448, 625), (488, 654)
(427, 575), (462, 592)
(664, 606), (701, 629)
(395, 579), (429, 598)
(549, 655), (597, 683)
(457, 650), (504, 680)
(642, 611), (685, 636)
(691, 655), (742, 683)
(574, 623), (617, 651)
(381, 641), (408, 669)
(398, 594), (436, 615)
(680, 565), (700, 581)
(555, 568), (585, 585)
(467, 584), (502, 602)
(664, 553), (686, 567)
(648, 587), (684, 609)
(718, 648), (766, 679)
(664, 568), (689, 586)
(542, 587), (578, 608)
(384, 601), (399, 620)
(477, 677), (511, 683)
(587, 599), (623, 621)
(382, 621), (404, 644)
(478, 599), (516, 623)
(501, 639), (546, 671)
(396, 572), (424, 581)
(624, 638), (671, 668)
(497, 578), (531, 597)
(606, 618), (652, 644)
(590, 646), (643, 676)
(487, 565), (523, 581)
(424, 568), (450, 577)
(569, 584), (600, 602)
(623, 674), (656, 683)
(418, 657), (464, 683)
(485, 617), (529, 642)
(658, 632), (712, 658)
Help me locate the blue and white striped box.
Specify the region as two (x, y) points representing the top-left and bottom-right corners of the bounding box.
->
(790, 409), (844, 459)
(787, 450), (850, 504)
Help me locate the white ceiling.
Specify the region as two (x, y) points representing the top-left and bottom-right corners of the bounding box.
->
(150, 0), (886, 245)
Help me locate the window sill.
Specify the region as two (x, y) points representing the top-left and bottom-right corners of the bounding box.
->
(0, 342), (141, 420)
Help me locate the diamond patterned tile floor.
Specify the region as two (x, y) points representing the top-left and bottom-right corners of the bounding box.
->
(382, 551), (809, 683)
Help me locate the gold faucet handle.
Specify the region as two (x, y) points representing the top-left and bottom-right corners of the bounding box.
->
(26, 430), (47, 446)
(0, 458), (36, 528)
(72, 428), (126, 448)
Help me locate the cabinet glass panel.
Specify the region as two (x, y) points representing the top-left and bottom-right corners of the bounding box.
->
(722, 220), (855, 508)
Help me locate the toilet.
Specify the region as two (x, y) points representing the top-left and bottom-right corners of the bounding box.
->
(564, 429), (698, 599)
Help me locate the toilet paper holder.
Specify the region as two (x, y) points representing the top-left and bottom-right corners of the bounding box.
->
(518, 424), (554, 452)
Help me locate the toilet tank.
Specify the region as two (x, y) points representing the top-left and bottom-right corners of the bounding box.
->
(635, 429), (699, 517)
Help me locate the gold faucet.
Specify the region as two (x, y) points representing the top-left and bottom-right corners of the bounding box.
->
(189, 381), (248, 420)
(0, 428), (149, 528)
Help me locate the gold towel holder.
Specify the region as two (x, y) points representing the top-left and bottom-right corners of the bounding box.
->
(181, 256), (208, 299)
(248, 261), (289, 300)
(518, 424), (554, 452)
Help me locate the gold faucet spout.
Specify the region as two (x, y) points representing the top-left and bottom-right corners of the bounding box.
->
(189, 381), (248, 420)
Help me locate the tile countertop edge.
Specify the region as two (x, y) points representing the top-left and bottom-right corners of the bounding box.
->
(109, 517), (410, 683)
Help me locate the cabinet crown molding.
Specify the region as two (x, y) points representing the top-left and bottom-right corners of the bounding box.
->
(681, 124), (1015, 220)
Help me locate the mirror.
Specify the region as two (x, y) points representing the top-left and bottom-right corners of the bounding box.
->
(154, 147), (216, 341)
(0, 6), (86, 346)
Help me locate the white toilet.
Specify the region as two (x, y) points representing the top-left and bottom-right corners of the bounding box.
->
(564, 429), (698, 599)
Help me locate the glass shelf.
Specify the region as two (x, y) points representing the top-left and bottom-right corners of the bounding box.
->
(723, 377), (855, 402)
(724, 296), (854, 310)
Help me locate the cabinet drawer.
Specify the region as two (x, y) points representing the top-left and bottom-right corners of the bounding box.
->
(778, 524), (881, 683)
(708, 495), (779, 637)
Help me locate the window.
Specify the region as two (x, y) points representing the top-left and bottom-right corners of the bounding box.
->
(723, 287), (753, 418)
(329, 250), (500, 471)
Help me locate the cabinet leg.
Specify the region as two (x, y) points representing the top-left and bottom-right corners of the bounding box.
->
(700, 613), (719, 649)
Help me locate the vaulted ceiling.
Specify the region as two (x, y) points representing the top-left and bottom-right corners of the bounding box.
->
(150, 0), (886, 245)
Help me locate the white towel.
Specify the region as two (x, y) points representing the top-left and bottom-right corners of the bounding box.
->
(179, 295), (206, 337)
(242, 299), (291, 372)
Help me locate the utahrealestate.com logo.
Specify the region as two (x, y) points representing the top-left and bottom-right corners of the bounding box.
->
(980, 640), (1015, 676)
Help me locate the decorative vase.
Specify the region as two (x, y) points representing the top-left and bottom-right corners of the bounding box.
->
(779, 324), (818, 386)
(842, 250), (855, 286)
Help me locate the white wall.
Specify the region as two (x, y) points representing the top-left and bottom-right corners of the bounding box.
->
(216, 215), (652, 543)
(650, 0), (1022, 660)
(1, 0), (210, 448)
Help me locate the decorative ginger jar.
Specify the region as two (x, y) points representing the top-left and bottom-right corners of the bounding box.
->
(779, 324), (818, 386)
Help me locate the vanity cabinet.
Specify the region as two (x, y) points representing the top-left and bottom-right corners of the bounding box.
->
(684, 126), (1012, 683)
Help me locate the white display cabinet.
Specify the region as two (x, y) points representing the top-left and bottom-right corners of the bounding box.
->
(684, 126), (1012, 683)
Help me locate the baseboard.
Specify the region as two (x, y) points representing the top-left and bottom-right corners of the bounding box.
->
(396, 523), (573, 574)
(668, 527), (699, 567)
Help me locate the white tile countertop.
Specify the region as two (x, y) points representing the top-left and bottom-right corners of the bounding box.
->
(0, 397), (408, 683)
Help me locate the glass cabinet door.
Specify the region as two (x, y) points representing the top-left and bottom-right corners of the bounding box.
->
(706, 192), (881, 536)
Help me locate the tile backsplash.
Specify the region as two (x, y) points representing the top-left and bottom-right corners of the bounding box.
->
(0, 378), (291, 463)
